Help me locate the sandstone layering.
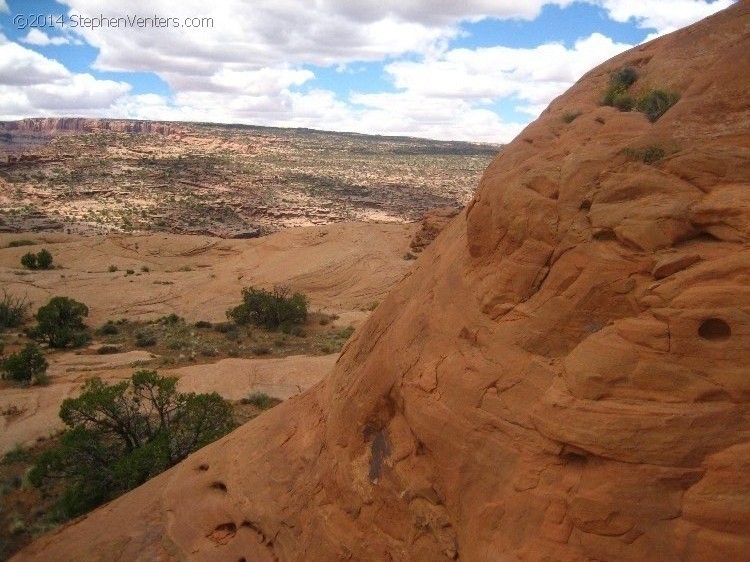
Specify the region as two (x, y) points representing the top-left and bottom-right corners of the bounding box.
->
(14, 2), (750, 561)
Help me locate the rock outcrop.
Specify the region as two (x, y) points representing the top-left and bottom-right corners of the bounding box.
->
(409, 206), (461, 253)
(13, 2), (750, 561)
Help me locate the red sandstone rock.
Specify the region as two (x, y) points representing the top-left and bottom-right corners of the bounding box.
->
(12, 2), (750, 560)
(409, 206), (461, 252)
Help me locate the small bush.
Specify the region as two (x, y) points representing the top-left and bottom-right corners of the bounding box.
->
(135, 331), (157, 347)
(213, 322), (234, 334)
(20, 249), (53, 270)
(166, 339), (184, 350)
(96, 345), (120, 355)
(36, 249), (53, 269)
(227, 285), (307, 330)
(623, 146), (667, 164)
(125, 269), (135, 275)
(195, 320), (212, 329)
(160, 313), (183, 326)
(636, 89), (680, 122)
(562, 111), (582, 123)
(200, 347), (218, 357)
(290, 326), (306, 338)
(403, 252), (417, 260)
(602, 67), (638, 110)
(2, 343), (48, 385)
(108, 265), (118, 272)
(252, 345), (271, 356)
(240, 392), (279, 410)
(336, 326), (355, 340)
(21, 252), (38, 269)
(0, 290), (31, 329)
(95, 322), (119, 336)
(7, 239), (34, 248)
(140, 265), (150, 273)
(319, 316), (330, 326)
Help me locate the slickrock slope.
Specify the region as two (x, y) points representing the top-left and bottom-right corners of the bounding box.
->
(14, 3), (750, 561)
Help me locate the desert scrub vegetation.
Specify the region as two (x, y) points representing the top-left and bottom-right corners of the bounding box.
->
(602, 67), (679, 121)
(20, 248), (54, 270)
(29, 370), (235, 519)
(6, 239), (35, 248)
(0, 290), (30, 329)
(227, 285), (308, 330)
(27, 296), (89, 349)
(623, 145), (667, 164)
(635, 89), (680, 122)
(602, 66), (638, 110)
(240, 391), (280, 410)
(561, 110), (582, 123)
(1, 343), (48, 385)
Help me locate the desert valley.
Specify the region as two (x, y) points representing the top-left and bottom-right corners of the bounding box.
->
(1, 1), (750, 561)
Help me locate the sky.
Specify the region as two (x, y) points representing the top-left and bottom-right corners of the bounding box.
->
(0, 0), (736, 143)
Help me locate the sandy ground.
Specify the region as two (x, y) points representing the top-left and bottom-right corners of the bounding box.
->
(0, 222), (417, 453)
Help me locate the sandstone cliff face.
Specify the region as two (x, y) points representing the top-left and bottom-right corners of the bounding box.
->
(0, 117), (184, 136)
(14, 3), (750, 561)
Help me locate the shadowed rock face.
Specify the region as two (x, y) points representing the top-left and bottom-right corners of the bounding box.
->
(13, 3), (750, 561)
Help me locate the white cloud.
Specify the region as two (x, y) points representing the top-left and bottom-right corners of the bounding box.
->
(383, 33), (633, 117)
(0, 34), (130, 119)
(0, 0), (8, 13)
(592, 0), (735, 34)
(20, 29), (72, 46)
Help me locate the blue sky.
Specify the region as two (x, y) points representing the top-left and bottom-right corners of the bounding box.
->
(0, 0), (735, 142)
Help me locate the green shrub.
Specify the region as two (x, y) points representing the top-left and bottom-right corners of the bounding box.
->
(32, 296), (89, 348)
(21, 249), (54, 270)
(21, 252), (37, 269)
(240, 391), (279, 410)
(227, 285), (308, 330)
(336, 326), (355, 340)
(624, 146), (667, 164)
(213, 322), (234, 333)
(195, 320), (212, 329)
(95, 322), (119, 336)
(636, 89), (680, 122)
(96, 345), (120, 355)
(0, 290), (30, 329)
(160, 313), (183, 326)
(7, 239), (34, 248)
(135, 331), (157, 347)
(602, 67), (638, 110)
(30, 371), (235, 519)
(1, 343), (48, 384)
(562, 111), (582, 123)
(36, 249), (53, 269)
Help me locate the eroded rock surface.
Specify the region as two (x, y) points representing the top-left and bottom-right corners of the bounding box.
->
(13, 3), (750, 561)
